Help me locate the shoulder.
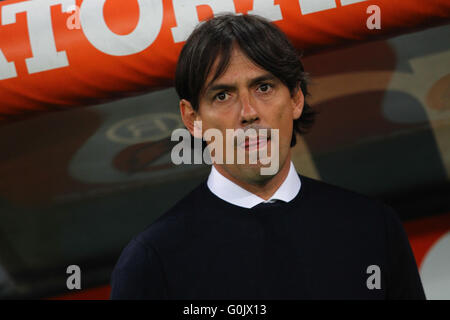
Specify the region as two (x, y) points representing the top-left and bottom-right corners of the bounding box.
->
(110, 236), (168, 299)
(298, 174), (396, 226)
(299, 174), (386, 206)
(131, 181), (206, 252)
(297, 175), (410, 263)
(111, 183), (206, 298)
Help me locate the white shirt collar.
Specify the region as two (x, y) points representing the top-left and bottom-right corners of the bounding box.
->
(206, 161), (301, 209)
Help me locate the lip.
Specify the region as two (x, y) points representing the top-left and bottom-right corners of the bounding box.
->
(239, 136), (271, 151)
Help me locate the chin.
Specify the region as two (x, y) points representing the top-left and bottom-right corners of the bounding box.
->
(238, 162), (279, 182)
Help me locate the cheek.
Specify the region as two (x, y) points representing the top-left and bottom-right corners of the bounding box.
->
(276, 102), (294, 132)
(200, 111), (236, 137)
(280, 120), (293, 144)
(274, 103), (295, 148)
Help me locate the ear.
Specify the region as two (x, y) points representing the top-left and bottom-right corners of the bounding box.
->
(180, 99), (203, 138)
(292, 86), (304, 120)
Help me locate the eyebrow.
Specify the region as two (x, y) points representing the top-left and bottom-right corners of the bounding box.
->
(205, 73), (277, 95)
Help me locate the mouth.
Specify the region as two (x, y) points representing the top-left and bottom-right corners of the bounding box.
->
(239, 135), (271, 151)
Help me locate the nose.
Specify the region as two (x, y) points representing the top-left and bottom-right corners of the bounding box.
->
(239, 91), (259, 125)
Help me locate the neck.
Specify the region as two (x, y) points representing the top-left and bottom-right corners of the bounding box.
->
(213, 151), (292, 200)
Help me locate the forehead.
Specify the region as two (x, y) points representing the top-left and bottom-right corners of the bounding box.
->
(205, 47), (269, 87)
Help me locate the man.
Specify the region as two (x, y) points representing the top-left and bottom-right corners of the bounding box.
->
(110, 14), (425, 299)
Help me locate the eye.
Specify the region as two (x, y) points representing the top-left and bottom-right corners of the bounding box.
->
(257, 83), (272, 93)
(214, 92), (229, 102)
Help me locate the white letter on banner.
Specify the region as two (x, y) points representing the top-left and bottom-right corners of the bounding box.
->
(340, 0), (367, 6)
(2, 0), (75, 74)
(0, 48), (17, 80)
(80, 0), (163, 56)
(171, 0), (236, 43)
(299, 0), (336, 15)
(248, 0), (282, 22)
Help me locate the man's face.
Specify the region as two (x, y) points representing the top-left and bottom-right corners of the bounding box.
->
(186, 46), (303, 185)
